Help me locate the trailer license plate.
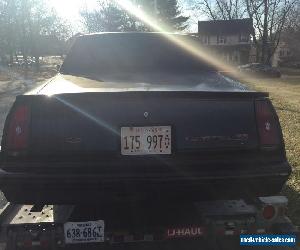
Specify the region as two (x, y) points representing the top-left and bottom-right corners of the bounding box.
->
(121, 126), (171, 155)
(64, 220), (104, 244)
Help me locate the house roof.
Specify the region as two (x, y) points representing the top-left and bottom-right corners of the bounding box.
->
(198, 18), (253, 35)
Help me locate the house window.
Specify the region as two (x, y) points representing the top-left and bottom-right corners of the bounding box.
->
(234, 54), (239, 62)
(240, 33), (249, 42)
(202, 36), (209, 44)
(218, 35), (226, 44)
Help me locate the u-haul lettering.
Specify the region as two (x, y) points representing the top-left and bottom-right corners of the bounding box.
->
(166, 227), (204, 238)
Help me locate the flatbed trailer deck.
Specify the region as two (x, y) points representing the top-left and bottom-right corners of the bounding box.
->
(0, 196), (298, 250)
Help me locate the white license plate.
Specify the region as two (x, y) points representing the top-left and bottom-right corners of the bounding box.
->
(64, 220), (104, 244)
(121, 126), (171, 155)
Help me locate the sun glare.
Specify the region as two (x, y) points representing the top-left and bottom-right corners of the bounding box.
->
(114, 0), (240, 77)
(48, 0), (243, 78)
(49, 0), (243, 78)
(48, 0), (98, 24)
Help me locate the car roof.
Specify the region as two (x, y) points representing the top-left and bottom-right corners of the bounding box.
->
(77, 32), (199, 41)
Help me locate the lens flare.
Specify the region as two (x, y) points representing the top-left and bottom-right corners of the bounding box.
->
(53, 95), (120, 136)
(114, 0), (241, 78)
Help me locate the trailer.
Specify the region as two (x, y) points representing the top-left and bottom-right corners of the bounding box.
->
(0, 196), (297, 250)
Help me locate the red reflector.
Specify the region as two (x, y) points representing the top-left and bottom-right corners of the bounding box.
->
(255, 100), (280, 146)
(6, 105), (30, 151)
(23, 239), (32, 248)
(40, 239), (49, 248)
(262, 205), (276, 220)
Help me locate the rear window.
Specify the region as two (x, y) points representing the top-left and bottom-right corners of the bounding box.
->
(60, 33), (215, 76)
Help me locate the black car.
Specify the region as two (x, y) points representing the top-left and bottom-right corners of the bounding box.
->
(238, 63), (281, 78)
(0, 33), (291, 204)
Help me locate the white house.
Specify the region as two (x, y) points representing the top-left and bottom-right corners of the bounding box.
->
(197, 18), (254, 65)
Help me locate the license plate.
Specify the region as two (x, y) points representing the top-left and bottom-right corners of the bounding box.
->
(64, 220), (104, 244)
(121, 126), (171, 155)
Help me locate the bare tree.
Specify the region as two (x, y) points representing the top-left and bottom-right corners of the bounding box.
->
(281, 3), (300, 61)
(194, 0), (247, 20)
(285, 2), (300, 29)
(0, 0), (72, 68)
(245, 0), (299, 63)
(0, 0), (19, 64)
(192, 0), (299, 64)
(80, 1), (139, 32)
(81, 0), (189, 32)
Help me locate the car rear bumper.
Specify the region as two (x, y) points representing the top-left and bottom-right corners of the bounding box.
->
(0, 161), (291, 204)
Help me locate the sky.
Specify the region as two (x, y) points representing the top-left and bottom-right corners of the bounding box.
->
(47, 0), (201, 33)
(48, 0), (99, 32)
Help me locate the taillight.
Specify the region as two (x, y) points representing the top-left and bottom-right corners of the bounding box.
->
(5, 105), (30, 151)
(262, 204), (276, 220)
(255, 99), (281, 146)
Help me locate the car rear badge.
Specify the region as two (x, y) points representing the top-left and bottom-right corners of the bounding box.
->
(15, 126), (22, 135)
(65, 137), (81, 144)
(144, 112), (149, 118)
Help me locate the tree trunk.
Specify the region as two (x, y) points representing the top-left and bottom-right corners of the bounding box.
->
(261, 0), (269, 64)
(266, 45), (273, 65)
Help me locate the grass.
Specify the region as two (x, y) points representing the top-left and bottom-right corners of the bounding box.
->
(280, 67), (300, 76)
(240, 76), (300, 225)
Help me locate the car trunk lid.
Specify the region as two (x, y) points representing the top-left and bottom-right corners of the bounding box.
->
(23, 91), (264, 155)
